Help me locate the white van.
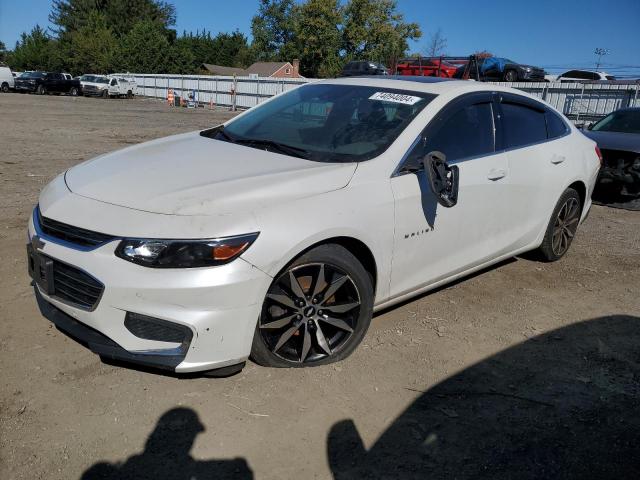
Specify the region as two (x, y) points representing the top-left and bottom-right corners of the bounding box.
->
(0, 65), (15, 92)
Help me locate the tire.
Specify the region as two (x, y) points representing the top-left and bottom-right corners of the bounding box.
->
(536, 188), (582, 262)
(250, 244), (374, 368)
(102, 89), (108, 98)
(126, 90), (133, 99)
(1, 82), (9, 93)
(504, 69), (518, 82)
(37, 85), (46, 95)
(69, 87), (79, 96)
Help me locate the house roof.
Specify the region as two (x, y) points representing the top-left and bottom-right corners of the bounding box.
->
(201, 63), (246, 76)
(244, 62), (292, 77)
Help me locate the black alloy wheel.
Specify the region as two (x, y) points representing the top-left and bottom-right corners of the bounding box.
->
(37, 85), (46, 95)
(537, 187), (582, 262)
(251, 244), (373, 367)
(504, 70), (518, 82)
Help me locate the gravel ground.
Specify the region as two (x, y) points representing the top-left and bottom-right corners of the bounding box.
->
(1, 93), (639, 479)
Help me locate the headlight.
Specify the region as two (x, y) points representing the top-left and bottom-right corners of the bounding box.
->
(115, 233), (259, 268)
(524, 67), (532, 72)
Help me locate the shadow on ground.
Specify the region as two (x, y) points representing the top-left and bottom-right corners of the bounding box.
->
(80, 408), (252, 479)
(328, 315), (640, 479)
(80, 315), (640, 479)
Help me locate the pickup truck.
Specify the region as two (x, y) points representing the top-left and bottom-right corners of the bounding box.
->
(106, 76), (137, 98)
(14, 71), (81, 96)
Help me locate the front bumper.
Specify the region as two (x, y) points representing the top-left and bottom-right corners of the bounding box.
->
(14, 83), (37, 92)
(28, 212), (273, 373)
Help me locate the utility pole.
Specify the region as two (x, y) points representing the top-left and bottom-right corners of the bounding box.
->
(594, 48), (609, 70)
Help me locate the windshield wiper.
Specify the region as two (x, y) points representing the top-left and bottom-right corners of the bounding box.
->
(200, 125), (237, 143)
(234, 138), (311, 159)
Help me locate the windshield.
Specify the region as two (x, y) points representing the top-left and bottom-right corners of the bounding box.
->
(203, 84), (435, 162)
(591, 110), (640, 134)
(95, 77), (109, 84)
(80, 75), (95, 82)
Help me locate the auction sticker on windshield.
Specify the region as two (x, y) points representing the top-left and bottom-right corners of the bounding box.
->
(369, 92), (422, 105)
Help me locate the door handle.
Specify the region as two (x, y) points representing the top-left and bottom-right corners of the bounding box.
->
(551, 155), (566, 164)
(487, 169), (507, 181)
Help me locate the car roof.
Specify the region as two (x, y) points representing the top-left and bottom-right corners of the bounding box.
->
(318, 75), (513, 96)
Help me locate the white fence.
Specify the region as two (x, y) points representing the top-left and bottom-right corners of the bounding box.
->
(118, 73), (640, 123)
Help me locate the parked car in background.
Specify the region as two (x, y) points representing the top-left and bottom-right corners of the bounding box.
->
(0, 65), (15, 92)
(394, 57), (459, 78)
(340, 61), (388, 77)
(583, 107), (640, 200)
(14, 71), (81, 96)
(458, 57), (546, 82)
(106, 76), (137, 98)
(556, 70), (615, 82)
(80, 74), (111, 97)
(29, 77), (600, 375)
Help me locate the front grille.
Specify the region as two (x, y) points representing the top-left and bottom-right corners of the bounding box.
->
(52, 260), (104, 310)
(38, 208), (115, 248)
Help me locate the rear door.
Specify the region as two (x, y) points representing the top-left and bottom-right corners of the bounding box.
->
(390, 92), (511, 297)
(496, 93), (571, 249)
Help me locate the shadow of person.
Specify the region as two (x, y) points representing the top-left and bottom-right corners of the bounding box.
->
(328, 315), (640, 479)
(82, 407), (252, 479)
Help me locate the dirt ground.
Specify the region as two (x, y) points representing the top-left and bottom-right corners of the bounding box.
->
(1, 93), (639, 479)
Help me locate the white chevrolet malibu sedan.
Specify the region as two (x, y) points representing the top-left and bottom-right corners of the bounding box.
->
(28, 77), (601, 375)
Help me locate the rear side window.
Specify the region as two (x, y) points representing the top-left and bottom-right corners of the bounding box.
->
(501, 102), (547, 148)
(425, 102), (495, 161)
(545, 110), (569, 139)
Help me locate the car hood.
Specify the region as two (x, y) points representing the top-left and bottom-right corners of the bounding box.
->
(65, 131), (357, 216)
(583, 130), (640, 154)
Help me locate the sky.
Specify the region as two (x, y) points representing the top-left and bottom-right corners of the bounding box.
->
(1, 0), (639, 76)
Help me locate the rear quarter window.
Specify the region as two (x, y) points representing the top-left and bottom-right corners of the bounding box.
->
(545, 110), (569, 139)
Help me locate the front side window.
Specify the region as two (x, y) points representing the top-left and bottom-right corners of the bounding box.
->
(400, 102), (495, 171)
(110, 79), (117, 86)
(501, 102), (547, 148)
(425, 102), (495, 162)
(204, 84), (436, 163)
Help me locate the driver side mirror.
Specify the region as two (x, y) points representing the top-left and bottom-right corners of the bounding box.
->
(423, 151), (459, 208)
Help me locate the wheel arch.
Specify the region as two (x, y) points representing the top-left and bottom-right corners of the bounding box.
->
(567, 180), (587, 209)
(279, 236), (378, 294)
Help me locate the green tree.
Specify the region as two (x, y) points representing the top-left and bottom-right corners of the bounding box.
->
(9, 25), (58, 71)
(0, 41), (7, 63)
(49, 0), (176, 38)
(117, 20), (194, 74)
(63, 11), (118, 74)
(250, 0), (298, 61)
(294, 0), (343, 77)
(342, 0), (421, 67)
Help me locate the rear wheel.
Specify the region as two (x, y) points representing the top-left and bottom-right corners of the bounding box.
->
(37, 85), (46, 95)
(127, 90), (133, 99)
(537, 188), (582, 261)
(251, 244), (373, 368)
(69, 87), (79, 96)
(1, 82), (9, 93)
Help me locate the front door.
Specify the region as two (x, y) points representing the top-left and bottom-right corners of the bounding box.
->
(389, 92), (511, 298)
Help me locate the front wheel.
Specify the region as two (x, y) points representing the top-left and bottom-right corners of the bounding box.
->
(69, 87), (79, 96)
(504, 69), (518, 82)
(37, 85), (46, 95)
(1, 83), (9, 93)
(536, 188), (582, 262)
(251, 244), (373, 368)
